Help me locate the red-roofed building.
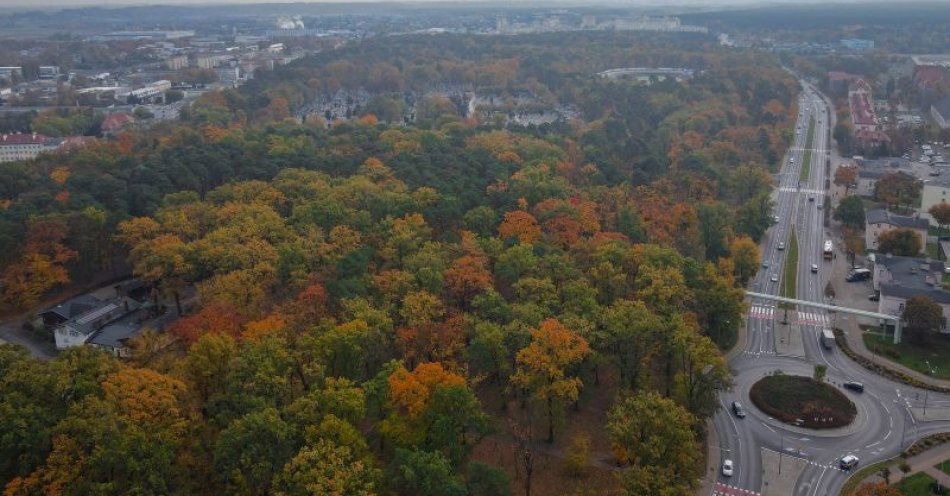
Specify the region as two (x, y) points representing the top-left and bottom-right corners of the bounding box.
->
(101, 112), (134, 136)
(0, 133), (62, 162)
(848, 78), (879, 132)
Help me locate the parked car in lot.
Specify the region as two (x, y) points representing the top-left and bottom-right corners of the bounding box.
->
(839, 455), (859, 470)
(732, 401), (746, 418)
(722, 459), (734, 477)
(846, 268), (871, 282)
(843, 381), (864, 393)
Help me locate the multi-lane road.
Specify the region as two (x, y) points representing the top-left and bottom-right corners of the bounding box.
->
(710, 82), (950, 496)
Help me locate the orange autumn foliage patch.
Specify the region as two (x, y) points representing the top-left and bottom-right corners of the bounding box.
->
(167, 303), (244, 344)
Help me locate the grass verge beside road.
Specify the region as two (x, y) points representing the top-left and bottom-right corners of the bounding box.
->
(781, 229), (798, 305)
(800, 117), (815, 182)
(863, 334), (950, 381)
(840, 458), (898, 495)
(895, 472), (939, 496)
(938, 459), (950, 477)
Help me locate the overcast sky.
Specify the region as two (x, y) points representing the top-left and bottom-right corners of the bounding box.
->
(0, 0), (901, 9)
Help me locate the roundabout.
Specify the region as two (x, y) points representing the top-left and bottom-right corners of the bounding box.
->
(749, 374), (856, 429)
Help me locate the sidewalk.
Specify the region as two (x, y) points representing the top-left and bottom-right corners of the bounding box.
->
(858, 442), (950, 488)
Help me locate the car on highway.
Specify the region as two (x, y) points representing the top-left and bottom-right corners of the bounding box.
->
(777, 242), (785, 250)
(722, 459), (734, 477)
(773, 215), (780, 222)
(811, 264), (818, 273)
(843, 381), (864, 393)
(762, 261), (770, 269)
(817, 203), (823, 209)
(839, 455), (860, 470)
(770, 274), (779, 282)
(731, 401), (746, 418)
(809, 196), (815, 202)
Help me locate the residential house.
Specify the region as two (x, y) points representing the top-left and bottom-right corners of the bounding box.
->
(53, 296), (140, 350)
(872, 254), (950, 332)
(865, 209), (929, 253)
(854, 158), (911, 197)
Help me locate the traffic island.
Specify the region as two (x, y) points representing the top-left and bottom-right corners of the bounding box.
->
(750, 374), (856, 429)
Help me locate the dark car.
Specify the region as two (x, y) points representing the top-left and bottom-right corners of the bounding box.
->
(843, 381), (864, 393)
(868, 293), (880, 302)
(731, 401), (746, 418)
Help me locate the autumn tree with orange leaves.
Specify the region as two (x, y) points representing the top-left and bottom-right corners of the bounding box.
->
(498, 210), (542, 244)
(381, 362), (489, 464)
(0, 217), (77, 309)
(511, 318), (591, 443)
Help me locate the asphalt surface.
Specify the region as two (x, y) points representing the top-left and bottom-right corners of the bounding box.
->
(710, 82), (950, 496)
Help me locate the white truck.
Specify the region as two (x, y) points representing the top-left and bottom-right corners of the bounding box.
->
(821, 329), (835, 350)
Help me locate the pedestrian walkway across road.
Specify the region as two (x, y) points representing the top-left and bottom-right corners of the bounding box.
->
(745, 292), (904, 343)
(713, 483), (761, 496)
(746, 304), (830, 326)
(778, 187), (824, 195)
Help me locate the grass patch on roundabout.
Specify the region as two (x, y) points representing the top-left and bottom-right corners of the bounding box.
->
(749, 373), (856, 429)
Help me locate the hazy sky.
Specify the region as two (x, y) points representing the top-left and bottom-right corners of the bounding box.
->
(0, 0), (896, 9)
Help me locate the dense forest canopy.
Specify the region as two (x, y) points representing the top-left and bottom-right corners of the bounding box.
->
(0, 31), (796, 495)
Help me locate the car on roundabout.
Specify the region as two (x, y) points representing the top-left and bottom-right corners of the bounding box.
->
(839, 455), (859, 470)
(843, 381), (864, 393)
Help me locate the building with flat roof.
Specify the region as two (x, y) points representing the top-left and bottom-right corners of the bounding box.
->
(873, 254), (950, 331)
(0, 67), (22, 80)
(841, 39), (875, 51)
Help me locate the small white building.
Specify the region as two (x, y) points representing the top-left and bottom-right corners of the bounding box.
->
(865, 209), (929, 253)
